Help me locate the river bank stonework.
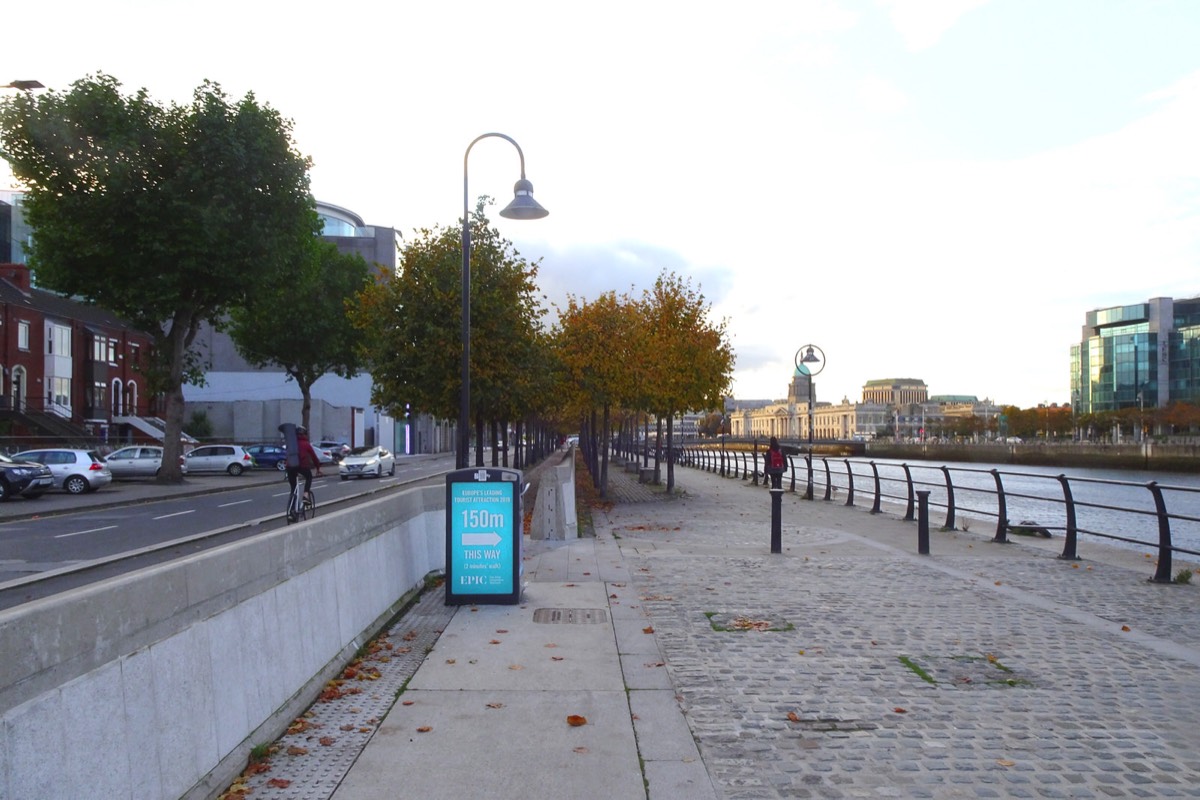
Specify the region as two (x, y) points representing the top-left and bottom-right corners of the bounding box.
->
(865, 442), (1200, 473)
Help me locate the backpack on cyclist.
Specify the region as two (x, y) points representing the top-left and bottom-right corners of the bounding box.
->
(768, 448), (784, 472)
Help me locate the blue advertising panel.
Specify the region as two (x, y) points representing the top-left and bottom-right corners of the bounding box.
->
(445, 467), (523, 605)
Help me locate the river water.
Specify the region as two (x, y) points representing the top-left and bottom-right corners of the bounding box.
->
(798, 456), (1200, 558)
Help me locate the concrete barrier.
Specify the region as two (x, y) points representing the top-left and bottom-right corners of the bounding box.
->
(530, 448), (578, 541)
(0, 485), (446, 800)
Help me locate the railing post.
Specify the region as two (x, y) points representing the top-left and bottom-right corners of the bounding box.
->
(870, 461), (882, 514)
(843, 458), (855, 506)
(1057, 475), (1081, 561)
(1146, 481), (1174, 584)
(940, 465), (956, 531)
(804, 453), (814, 500)
(822, 458), (832, 501)
(788, 455), (797, 493)
(917, 490), (931, 554)
(751, 440), (760, 486)
(990, 469), (1009, 543)
(901, 463), (915, 521)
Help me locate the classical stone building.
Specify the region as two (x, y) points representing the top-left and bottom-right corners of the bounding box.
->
(730, 372), (1000, 442)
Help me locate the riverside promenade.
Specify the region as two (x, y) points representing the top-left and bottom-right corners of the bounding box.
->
(229, 459), (1200, 800)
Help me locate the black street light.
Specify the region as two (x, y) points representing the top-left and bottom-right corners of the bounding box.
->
(3, 80), (44, 91)
(458, 133), (548, 469)
(795, 344), (826, 446)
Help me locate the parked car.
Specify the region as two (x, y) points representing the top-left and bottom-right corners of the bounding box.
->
(104, 446), (186, 479)
(12, 449), (113, 494)
(338, 446), (396, 480)
(183, 444), (256, 476)
(244, 444), (289, 471)
(0, 452), (55, 500)
(318, 441), (350, 461)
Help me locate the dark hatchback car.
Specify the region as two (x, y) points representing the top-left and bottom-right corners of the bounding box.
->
(244, 444), (289, 471)
(0, 452), (55, 501)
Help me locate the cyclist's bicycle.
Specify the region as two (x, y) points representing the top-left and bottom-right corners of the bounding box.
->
(286, 480), (316, 524)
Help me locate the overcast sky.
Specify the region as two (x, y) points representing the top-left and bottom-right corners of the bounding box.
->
(5, 0), (1199, 409)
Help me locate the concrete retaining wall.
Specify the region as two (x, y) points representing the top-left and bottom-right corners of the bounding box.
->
(0, 485), (446, 800)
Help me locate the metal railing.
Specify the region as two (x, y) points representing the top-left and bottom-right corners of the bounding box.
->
(678, 446), (1200, 583)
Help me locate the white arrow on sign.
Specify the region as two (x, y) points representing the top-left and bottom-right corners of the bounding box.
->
(462, 532), (502, 546)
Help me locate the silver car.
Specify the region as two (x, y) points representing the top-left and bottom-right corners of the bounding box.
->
(105, 446), (186, 479)
(12, 448), (114, 494)
(183, 444), (255, 475)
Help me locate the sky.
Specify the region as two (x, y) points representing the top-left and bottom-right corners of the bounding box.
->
(4, 0), (1199, 410)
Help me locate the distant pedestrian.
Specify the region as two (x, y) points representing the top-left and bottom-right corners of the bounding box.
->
(765, 436), (785, 489)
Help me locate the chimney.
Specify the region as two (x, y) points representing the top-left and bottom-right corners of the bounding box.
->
(0, 263), (31, 294)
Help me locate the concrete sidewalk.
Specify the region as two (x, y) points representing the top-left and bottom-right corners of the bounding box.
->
(230, 460), (1200, 799)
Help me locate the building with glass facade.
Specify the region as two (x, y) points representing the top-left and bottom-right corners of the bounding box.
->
(1071, 297), (1200, 414)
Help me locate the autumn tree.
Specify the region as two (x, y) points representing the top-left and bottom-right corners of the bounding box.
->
(553, 291), (641, 497)
(639, 271), (734, 492)
(227, 239), (371, 431)
(0, 74), (317, 481)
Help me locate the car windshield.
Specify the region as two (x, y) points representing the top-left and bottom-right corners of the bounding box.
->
(348, 447), (378, 457)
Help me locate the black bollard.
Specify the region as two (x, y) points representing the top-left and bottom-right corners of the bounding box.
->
(916, 490), (931, 555)
(770, 484), (783, 553)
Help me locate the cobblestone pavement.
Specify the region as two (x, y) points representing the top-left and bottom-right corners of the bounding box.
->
(601, 464), (1200, 799)
(222, 589), (456, 800)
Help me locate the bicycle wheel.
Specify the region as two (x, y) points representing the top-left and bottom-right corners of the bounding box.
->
(286, 487), (302, 524)
(302, 491), (315, 520)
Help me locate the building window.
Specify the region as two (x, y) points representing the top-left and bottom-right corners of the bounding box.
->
(47, 324), (71, 357)
(93, 336), (106, 362)
(51, 376), (70, 408)
(107, 338), (117, 364)
(17, 321), (29, 351)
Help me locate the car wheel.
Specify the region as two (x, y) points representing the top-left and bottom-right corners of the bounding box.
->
(341, 475), (348, 481)
(388, 463), (395, 477)
(375, 465), (382, 478)
(0, 481), (8, 502)
(275, 460), (286, 472)
(65, 475), (89, 495)
(227, 463), (244, 476)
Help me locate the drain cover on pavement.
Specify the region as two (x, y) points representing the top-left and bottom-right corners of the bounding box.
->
(532, 608), (609, 624)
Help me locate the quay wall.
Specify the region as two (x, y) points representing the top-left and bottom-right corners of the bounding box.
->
(0, 485), (447, 800)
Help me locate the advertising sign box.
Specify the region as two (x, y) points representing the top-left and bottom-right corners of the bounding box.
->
(445, 467), (523, 605)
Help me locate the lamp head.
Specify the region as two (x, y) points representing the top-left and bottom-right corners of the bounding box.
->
(801, 346), (820, 364)
(499, 178), (548, 220)
(5, 80), (44, 91)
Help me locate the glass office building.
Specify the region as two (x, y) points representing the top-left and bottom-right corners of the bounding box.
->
(1071, 297), (1200, 414)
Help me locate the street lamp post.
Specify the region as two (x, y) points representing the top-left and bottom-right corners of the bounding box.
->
(795, 344), (825, 501)
(795, 344), (826, 446)
(458, 133), (548, 469)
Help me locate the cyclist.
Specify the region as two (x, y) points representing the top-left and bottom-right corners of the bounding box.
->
(286, 426), (323, 515)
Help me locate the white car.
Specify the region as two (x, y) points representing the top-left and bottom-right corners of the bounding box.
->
(12, 448), (113, 494)
(184, 444), (255, 475)
(338, 446), (396, 480)
(105, 446), (187, 479)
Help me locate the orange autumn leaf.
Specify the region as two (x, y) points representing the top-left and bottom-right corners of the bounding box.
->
(266, 778), (292, 789)
(416, 726), (433, 733)
(286, 745), (308, 756)
(566, 714), (588, 727)
(402, 700), (415, 706)
(1121, 625), (1131, 632)
(642, 626), (655, 634)
(787, 712), (801, 723)
(319, 736), (335, 746)
(893, 707), (907, 714)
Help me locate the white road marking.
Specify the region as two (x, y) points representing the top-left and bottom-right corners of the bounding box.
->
(153, 510), (195, 521)
(55, 525), (118, 539)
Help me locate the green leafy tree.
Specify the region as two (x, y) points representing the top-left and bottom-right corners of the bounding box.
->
(228, 239), (371, 431)
(0, 74), (317, 481)
(351, 201), (547, 465)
